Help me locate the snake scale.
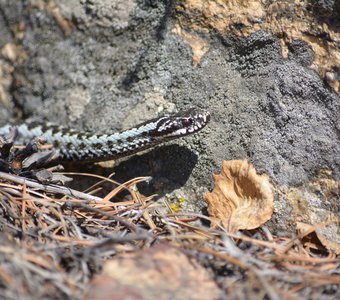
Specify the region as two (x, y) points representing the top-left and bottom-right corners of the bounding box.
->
(0, 108), (210, 162)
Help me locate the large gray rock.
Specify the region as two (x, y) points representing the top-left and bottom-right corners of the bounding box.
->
(0, 1), (339, 215)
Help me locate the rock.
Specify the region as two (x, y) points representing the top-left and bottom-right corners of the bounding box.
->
(0, 1), (338, 228)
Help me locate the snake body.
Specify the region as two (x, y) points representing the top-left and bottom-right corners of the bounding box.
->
(0, 108), (210, 162)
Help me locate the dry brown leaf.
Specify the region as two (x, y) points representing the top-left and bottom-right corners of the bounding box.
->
(205, 160), (274, 233)
(297, 221), (340, 255)
(283, 174), (339, 255)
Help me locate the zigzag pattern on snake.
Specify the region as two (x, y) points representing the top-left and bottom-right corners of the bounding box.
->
(0, 108), (210, 162)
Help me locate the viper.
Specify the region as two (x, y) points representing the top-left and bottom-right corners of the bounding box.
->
(0, 108), (210, 162)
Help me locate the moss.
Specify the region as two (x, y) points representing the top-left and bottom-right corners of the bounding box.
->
(169, 196), (186, 213)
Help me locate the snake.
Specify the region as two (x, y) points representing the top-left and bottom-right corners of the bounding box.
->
(0, 108), (210, 162)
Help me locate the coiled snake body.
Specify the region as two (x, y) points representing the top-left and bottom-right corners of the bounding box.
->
(0, 108), (210, 162)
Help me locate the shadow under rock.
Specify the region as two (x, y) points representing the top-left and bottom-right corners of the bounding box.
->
(67, 144), (198, 198)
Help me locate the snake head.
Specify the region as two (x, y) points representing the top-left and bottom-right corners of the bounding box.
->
(152, 108), (210, 138)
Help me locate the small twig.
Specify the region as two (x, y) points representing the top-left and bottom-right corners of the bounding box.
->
(63, 201), (143, 233)
(0, 171), (103, 202)
(88, 232), (152, 252)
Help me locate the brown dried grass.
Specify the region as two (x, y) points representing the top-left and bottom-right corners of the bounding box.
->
(0, 171), (338, 300)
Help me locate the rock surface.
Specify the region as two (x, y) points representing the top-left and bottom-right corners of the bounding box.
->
(0, 1), (339, 229)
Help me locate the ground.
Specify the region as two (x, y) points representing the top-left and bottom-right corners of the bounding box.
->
(0, 1), (339, 299)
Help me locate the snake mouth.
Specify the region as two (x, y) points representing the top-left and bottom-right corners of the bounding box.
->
(153, 108), (211, 138)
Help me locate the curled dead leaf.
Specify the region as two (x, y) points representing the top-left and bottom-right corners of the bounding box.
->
(297, 221), (340, 255)
(205, 160), (274, 233)
(283, 174), (339, 255)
